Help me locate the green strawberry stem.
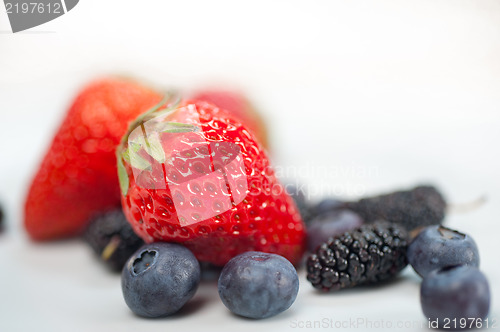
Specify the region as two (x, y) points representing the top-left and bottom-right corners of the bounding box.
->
(118, 91), (180, 149)
(116, 92), (200, 196)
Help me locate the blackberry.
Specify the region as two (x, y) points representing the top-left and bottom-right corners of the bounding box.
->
(84, 209), (144, 272)
(306, 221), (409, 292)
(345, 185), (446, 232)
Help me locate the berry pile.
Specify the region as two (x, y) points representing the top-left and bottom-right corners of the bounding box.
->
(22, 78), (491, 325)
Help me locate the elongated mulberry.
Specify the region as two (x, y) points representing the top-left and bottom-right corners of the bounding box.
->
(306, 221), (408, 292)
(345, 185), (446, 231)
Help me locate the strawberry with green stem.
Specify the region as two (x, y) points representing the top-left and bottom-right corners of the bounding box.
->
(117, 96), (305, 266)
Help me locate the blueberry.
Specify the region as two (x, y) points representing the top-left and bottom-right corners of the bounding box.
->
(306, 210), (363, 252)
(84, 209), (144, 272)
(421, 265), (490, 329)
(121, 242), (200, 318)
(311, 198), (345, 217)
(407, 226), (479, 277)
(218, 251), (299, 319)
(284, 183), (313, 223)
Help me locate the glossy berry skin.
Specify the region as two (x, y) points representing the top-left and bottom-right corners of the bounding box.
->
(421, 266), (490, 329)
(191, 89), (268, 149)
(218, 251), (299, 319)
(408, 226), (479, 278)
(121, 242), (200, 318)
(307, 210), (363, 252)
(119, 100), (305, 266)
(24, 79), (162, 240)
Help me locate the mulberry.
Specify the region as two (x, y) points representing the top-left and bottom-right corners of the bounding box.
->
(306, 221), (408, 292)
(345, 185), (446, 231)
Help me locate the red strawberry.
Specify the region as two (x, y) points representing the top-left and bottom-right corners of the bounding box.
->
(118, 99), (305, 266)
(24, 79), (162, 240)
(191, 89), (269, 149)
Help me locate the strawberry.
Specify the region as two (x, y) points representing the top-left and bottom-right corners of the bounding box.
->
(118, 98), (305, 266)
(191, 89), (269, 149)
(24, 79), (162, 240)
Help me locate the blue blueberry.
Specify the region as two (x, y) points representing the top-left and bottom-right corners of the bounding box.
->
(407, 226), (479, 277)
(312, 198), (345, 217)
(421, 265), (490, 329)
(285, 183), (313, 223)
(121, 242), (200, 318)
(306, 210), (363, 252)
(218, 251), (299, 319)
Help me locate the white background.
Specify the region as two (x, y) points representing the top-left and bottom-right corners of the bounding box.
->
(1, 1), (499, 331)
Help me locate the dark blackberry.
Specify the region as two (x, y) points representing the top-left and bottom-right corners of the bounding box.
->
(345, 185), (446, 232)
(84, 209), (144, 272)
(306, 221), (409, 292)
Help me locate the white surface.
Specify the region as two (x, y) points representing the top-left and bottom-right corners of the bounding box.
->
(1, 1), (500, 331)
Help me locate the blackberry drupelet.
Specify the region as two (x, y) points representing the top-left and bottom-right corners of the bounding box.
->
(84, 209), (144, 271)
(345, 185), (446, 232)
(306, 221), (409, 292)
